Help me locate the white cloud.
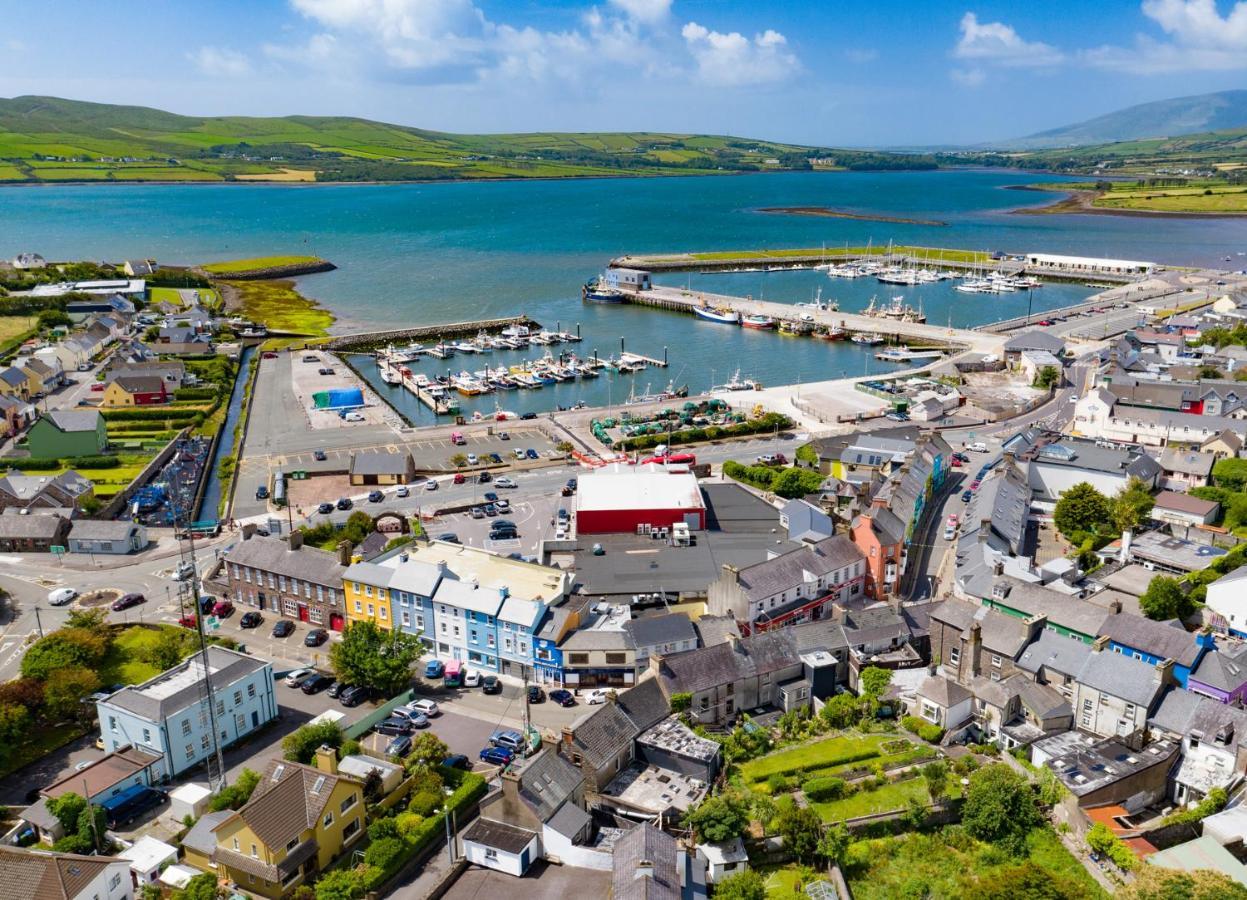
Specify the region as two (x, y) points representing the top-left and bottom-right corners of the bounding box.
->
(954, 12), (1064, 66)
(189, 46), (252, 77)
(951, 67), (986, 86)
(290, 0), (490, 70)
(608, 0), (671, 25)
(681, 22), (799, 86)
(1085, 0), (1247, 72)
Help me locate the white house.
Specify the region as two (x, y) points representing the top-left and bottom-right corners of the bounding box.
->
(11, 252), (46, 270)
(95, 646), (277, 779)
(117, 836), (178, 886)
(1074, 389), (1247, 448)
(1207, 565), (1247, 639)
(911, 674), (973, 730)
(1023, 438), (1161, 502)
(696, 837), (749, 884)
(0, 846), (133, 900)
(1151, 491), (1220, 528)
(462, 818), (540, 876)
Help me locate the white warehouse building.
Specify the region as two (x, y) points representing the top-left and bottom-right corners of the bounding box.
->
(1024, 253), (1155, 277)
(95, 646), (277, 780)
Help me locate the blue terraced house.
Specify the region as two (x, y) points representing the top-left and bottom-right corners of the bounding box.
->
(1097, 612), (1214, 689)
(497, 593), (547, 681)
(533, 599), (587, 686)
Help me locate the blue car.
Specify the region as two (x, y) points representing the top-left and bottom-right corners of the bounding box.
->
(424, 659), (445, 679)
(480, 746), (514, 766)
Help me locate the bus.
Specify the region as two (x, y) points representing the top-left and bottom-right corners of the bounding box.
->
(101, 784), (165, 829)
(272, 470), (287, 509)
(443, 659), (464, 688)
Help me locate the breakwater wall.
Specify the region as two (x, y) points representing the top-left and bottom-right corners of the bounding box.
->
(200, 260), (338, 280)
(323, 316), (541, 352)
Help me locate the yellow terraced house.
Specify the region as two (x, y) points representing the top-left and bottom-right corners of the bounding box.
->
(210, 749), (365, 898)
(344, 566), (394, 629)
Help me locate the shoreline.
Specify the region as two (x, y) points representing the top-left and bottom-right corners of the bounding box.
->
(1007, 184), (1247, 219)
(756, 206), (948, 226)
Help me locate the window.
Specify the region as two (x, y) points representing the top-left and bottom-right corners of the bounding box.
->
(364, 585), (373, 597)
(343, 818), (360, 839)
(142, 728), (151, 744)
(1125, 703), (1136, 718)
(569, 652), (589, 665)
(233, 838), (240, 851)
(236, 714), (246, 730)
(234, 690), (243, 705)
(367, 605), (374, 616)
(416, 615), (425, 630)
(324, 811), (334, 827)
(949, 646), (961, 665)
(182, 718), (192, 736)
(700, 695), (709, 711)
(403, 611), (410, 627)
(1081, 714), (1092, 727)
(248, 683), (256, 699)
(991, 654), (1002, 668)
(186, 743), (195, 760)
(202, 734), (210, 751)
(354, 600), (362, 613)
(487, 634), (495, 648)
(109, 716), (117, 732)
(485, 848), (498, 860)
(217, 700), (225, 716)
(341, 793), (358, 813)
(251, 843), (259, 858)
(286, 837), (300, 851)
(380, 607), (387, 620)
(605, 652), (626, 665)
(109, 874), (122, 890)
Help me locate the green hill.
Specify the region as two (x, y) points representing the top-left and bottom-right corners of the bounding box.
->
(0, 95), (932, 184)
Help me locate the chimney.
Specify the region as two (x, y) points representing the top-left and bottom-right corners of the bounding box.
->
(1092, 635), (1110, 653)
(992, 559), (1004, 577)
(1154, 658), (1175, 686)
(968, 622), (982, 678)
(1110, 599), (1123, 614)
(242, 523), (257, 540)
(314, 744), (338, 775)
(1025, 614), (1048, 642)
(288, 531), (303, 551)
(561, 725), (574, 750)
(336, 540), (352, 567)
(1119, 529), (1133, 564)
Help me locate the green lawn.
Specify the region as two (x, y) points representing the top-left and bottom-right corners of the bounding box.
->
(201, 255), (324, 274)
(760, 864), (824, 899)
(100, 624), (198, 686)
(802, 745), (936, 780)
(740, 732), (894, 784)
(843, 826), (1106, 900)
(149, 285), (220, 306)
(811, 776), (934, 822)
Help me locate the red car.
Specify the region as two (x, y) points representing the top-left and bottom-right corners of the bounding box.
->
(212, 599), (235, 617)
(1037, 319), (1054, 326)
(453, 473), (466, 485)
(970, 480), (982, 490)
(178, 614), (198, 629)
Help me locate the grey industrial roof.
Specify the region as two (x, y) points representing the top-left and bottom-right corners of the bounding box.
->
(1128, 531), (1228, 572)
(102, 645), (270, 721)
(1075, 649), (1167, 707)
(560, 626), (634, 651)
(732, 536), (864, 602)
(349, 449), (413, 476)
(613, 822), (681, 900)
(68, 520), (142, 540)
(1044, 735), (1178, 798)
(546, 800), (592, 839)
(226, 535), (345, 587)
(1097, 612), (1201, 668)
(1030, 438), (1161, 481)
(44, 409), (101, 433)
(513, 748), (583, 823)
(1016, 629), (1093, 678)
(462, 818), (538, 854)
(1004, 330), (1066, 354)
(625, 612), (697, 650)
(1192, 645), (1247, 692)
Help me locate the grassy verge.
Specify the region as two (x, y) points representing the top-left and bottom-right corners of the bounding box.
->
(202, 255), (324, 274)
(226, 279), (334, 336)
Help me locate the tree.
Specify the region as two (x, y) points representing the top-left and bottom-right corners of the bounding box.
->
(0, 679), (44, 717)
(48, 792), (88, 835)
(329, 621), (423, 697)
(209, 768), (260, 811)
(282, 721), (344, 763)
(314, 867), (367, 900)
(1213, 457), (1247, 492)
(142, 629), (189, 671)
(777, 804), (823, 863)
(713, 870), (766, 900)
(174, 872), (224, 900)
(684, 792), (749, 844)
(450, 453), (468, 469)
(42, 666), (102, 721)
(20, 628), (109, 681)
(961, 763), (1041, 856)
(1111, 478), (1156, 535)
(770, 467), (825, 499)
(1139, 575), (1194, 621)
(64, 607), (108, 630)
(1053, 482), (1111, 539)
(922, 760), (949, 801)
(1034, 366), (1060, 389)
(817, 823), (850, 869)
(37, 308), (72, 330)
(363, 836), (407, 872)
(1117, 865), (1247, 900)
(820, 693), (862, 729)
(670, 692), (691, 713)
(405, 732), (450, 771)
(859, 666), (892, 701)
(0, 703), (31, 768)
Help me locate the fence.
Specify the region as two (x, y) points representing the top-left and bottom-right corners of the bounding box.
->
(344, 688), (418, 740)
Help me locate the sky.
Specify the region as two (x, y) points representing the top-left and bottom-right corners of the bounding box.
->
(4, 0), (1247, 146)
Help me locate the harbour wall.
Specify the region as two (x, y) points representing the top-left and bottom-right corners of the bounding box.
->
(324, 316), (541, 352)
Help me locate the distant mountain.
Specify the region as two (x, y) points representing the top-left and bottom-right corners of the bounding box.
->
(990, 90), (1247, 150)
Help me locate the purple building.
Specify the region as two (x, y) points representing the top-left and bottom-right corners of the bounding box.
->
(1188, 644), (1247, 705)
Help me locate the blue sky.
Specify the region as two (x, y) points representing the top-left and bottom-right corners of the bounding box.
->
(3, 0), (1247, 145)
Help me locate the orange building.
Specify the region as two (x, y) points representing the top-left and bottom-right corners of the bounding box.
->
(850, 504), (907, 601)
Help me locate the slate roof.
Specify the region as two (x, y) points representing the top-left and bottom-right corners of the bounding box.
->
(1191, 645), (1247, 692)
(111, 375), (165, 394)
(1075, 649), (1166, 707)
(657, 630), (801, 696)
(1160, 448), (1216, 478)
(546, 801), (592, 840)
(789, 617), (850, 654)
(1019, 680), (1071, 721)
(182, 810), (231, 856)
(985, 577), (1110, 638)
(226, 535), (345, 587)
(512, 748), (584, 823)
(975, 462), (1030, 555)
(613, 822), (681, 900)
(0, 846), (125, 900)
(1097, 612), (1201, 668)
(1004, 330), (1066, 354)
(1204, 430), (1243, 453)
(616, 676), (671, 732)
(44, 410), (101, 433)
(1150, 688), (1247, 746)
(67, 520), (142, 541)
(0, 514), (67, 540)
(693, 614), (740, 648)
(103, 646), (269, 721)
(566, 702), (638, 770)
(1154, 491), (1220, 517)
(731, 535), (864, 602)
(1016, 629), (1093, 679)
(463, 818), (538, 854)
(625, 612), (697, 650)
(842, 605), (909, 648)
(0, 368), (28, 388)
(917, 675), (971, 707)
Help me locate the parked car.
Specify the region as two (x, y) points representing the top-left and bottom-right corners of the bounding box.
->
(178, 614), (198, 629)
(314, 449), (327, 461)
(488, 453), (503, 465)
(586, 689), (611, 705)
(436, 532), (461, 544)
(483, 504), (497, 517)
(494, 499), (510, 512)
(301, 673), (334, 694)
(490, 729), (525, 753)
(327, 681), (345, 698)
(272, 619), (295, 638)
(466, 453), (479, 466)
(495, 477), (516, 488)
(453, 473), (466, 484)
(527, 685), (545, 704)
(549, 689), (576, 707)
(513, 448), (526, 460)
(520, 412), (537, 420)
(498, 431), (510, 440)
(212, 599), (234, 617)
(255, 485), (270, 500)
(480, 746), (513, 766)
(425, 479), (439, 491)
(111, 592), (145, 612)
(386, 735), (412, 758)
(396, 485), (409, 498)
(483, 491), (499, 502)
(966, 441), (989, 453)
(408, 698), (440, 717)
(526, 448), (539, 460)
(482, 675), (502, 694)
(566, 477), (577, 492)
(756, 453), (787, 465)
(490, 528), (518, 541)
(424, 660), (445, 679)
(943, 525), (956, 540)
(239, 611), (263, 628)
(374, 717), (414, 736)
(442, 754), (471, 770)
(463, 670), (482, 688)
(970, 480), (982, 491)
(175, 561), (196, 581)
(470, 507), (485, 519)
(961, 490), (973, 502)
(317, 502), (334, 515)
(336, 497), (353, 510)
(557, 508), (569, 521)
(344, 412), (365, 423)
(339, 685), (371, 707)
(285, 668), (316, 688)
(478, 470), (491, 483)
(368, 490), (384, 503)
(304, 628), (328, 647)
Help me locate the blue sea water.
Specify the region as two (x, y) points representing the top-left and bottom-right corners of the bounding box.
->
(5, 169), (1247, 422)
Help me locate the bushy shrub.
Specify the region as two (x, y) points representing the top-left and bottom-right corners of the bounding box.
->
(803, 776), (849, 802)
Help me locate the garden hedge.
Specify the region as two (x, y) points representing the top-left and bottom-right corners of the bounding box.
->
(803, 776), (850, 801)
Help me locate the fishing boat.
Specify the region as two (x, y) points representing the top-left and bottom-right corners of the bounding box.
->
(693, 305), (741, 325)
(778, 319), (814, 335)
(851, 332), (885, 345)
(582, 275), (626, 303)
(817, 325), (847, 340)
(712, 368), (761, 391)
(379, 363), (402, 385)
(875, 345), (913, 361)
(501, 323), (531, 340)
(741, 314), (776, 330)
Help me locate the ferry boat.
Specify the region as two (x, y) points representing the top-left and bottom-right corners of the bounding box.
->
(741, 314), (776, 330)
(693, 305), (741, 325)
(851, 332), (885, 345)
(583, 275), (626, 303)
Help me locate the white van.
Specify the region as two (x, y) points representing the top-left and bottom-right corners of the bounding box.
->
(966, 441), (989, 453)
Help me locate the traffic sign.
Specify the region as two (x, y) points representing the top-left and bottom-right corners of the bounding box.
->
(50, 545), (66, 556)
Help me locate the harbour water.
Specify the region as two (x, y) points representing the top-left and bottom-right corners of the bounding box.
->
(4, 169), (1245, 421)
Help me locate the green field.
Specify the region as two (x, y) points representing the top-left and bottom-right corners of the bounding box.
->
(202, 255), (324, 274)
(0, 95), (936, 184)
(148, 285), (220, 306)
(0, 315), (38, 347)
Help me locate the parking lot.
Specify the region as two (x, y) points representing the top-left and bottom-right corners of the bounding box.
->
(423, 488), (571, 556)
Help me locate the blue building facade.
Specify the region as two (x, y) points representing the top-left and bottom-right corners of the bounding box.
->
(1106, 631), (1215, 689)
(498, 595), (547, 680)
